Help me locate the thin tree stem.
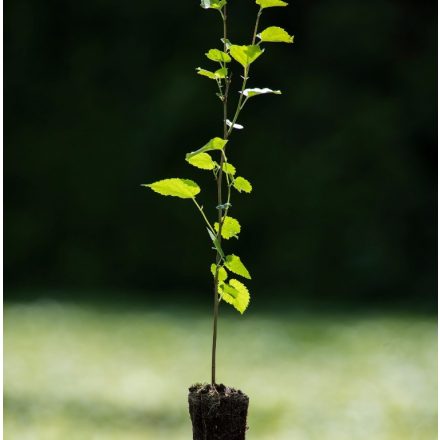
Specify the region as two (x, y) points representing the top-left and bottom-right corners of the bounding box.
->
(211, 4), (229, 387)
(211, 5), (262, 387)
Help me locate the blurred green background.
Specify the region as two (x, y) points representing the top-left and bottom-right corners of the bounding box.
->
(4, 0), (437, 438)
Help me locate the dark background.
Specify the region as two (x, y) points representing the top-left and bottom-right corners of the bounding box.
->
(5, 0), (437, 306)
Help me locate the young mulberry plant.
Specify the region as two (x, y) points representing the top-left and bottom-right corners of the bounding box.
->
(143, 0), (293, 386)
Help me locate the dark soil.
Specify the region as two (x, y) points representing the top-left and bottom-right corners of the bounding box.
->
(188, 383), (249, 440)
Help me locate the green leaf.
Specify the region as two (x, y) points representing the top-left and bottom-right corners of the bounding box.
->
(256, 0), (288, 8)
(258, 26), (293, 43)
(214, 216), (241, 239)
(222, 162), (236, 176)
(142, 178), (200, 199)
(229, 45), (264, 68)
(240, 87), (282, 97)
(196, 67), (228, 80)
(225, 254), (251, 279)
(207, 228), (225, 258)
(206, 49), (232, 63)
(220, 38), (232, 51)
(186, 137), (228, 159)
(215, 67), (228, 79)
(201, 0), (227, 9)
(211, 264), (228, 282)
(186, 152), (216, 170)
(219, 279), (250, 314)
(233, 176), (252, 193)
(196, 68), (217, 80)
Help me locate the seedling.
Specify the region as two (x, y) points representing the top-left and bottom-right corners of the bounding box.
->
(143, 0), (292, 389)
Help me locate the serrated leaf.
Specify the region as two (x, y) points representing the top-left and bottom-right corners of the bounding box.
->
(201, 0), (227, 9)
(142, 178), (200, 199)
(258, 26), (293, 43)
(222, 162), (236, 176)
(196, 68), (217, 80)
(233, 176), (252, 193)
(256, 0), (288, 8)
(186, 137), (228, 159)
(186, 152), (216, 170)
(219, 279), (250, 314)
(210, 264), (228, 282)
(206, 49), (232, 63)
(229, 45), (264, 68)
(207, 228), (225, 258)
(229, 279), (250, 313)
(215, 67), (228, 79)
(225, 254), (251, 279)
(240, 87), (282, 97)
(214, 216), (241, 239)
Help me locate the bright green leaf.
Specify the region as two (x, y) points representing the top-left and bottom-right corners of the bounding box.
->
(196, 68), (217, 80)
(142, 178), (200, 199)
(258, 26), (293, 43)
(215, 67), (228, 78)
(211, 264), (228, 282)
(186, 152), (216, 170)
(186, 137), (228, 159)
(201, 0), (227, 9)
(229, 279), (250, 313)
(222, 162), (236, 176)
(241, 87), (282, 97)
(219, 279), (250, 314)
(233, 176), (252, 193)
(225, 254), (251, 279)
(219, 282), (238, 300)
(256, 0), (288, 8)
(214, 216), (241, 239)
(229, 45), (264, 68)
(206, 49), (231, 63)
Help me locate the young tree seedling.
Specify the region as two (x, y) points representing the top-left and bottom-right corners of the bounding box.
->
(143, 0), (293, 386)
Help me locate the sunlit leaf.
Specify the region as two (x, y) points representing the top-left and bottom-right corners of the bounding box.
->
(211, 263), (228, 282)
(258, 26), (293, 43)
(240, 87), (282, 97)
(222, 162), (236, 176)
(219, 279), (250, 313)
(186, 152), (216, 170)
(256, 0), (288, 8)
(201, 0), (227, 9)
(229, 45), (264, 68)
(215, 67), (228, 78)
(214, 216), (241, 239)
(206, 49), (232, 63)
(186, 137), (228, 159)
(142, 178), (200, 199)
(225, 254), (251, 279)
(196, 68), (217, 80)
(232, 176), (252, 193)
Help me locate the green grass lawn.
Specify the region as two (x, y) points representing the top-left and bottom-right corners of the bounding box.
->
(4, 299), (437, 439)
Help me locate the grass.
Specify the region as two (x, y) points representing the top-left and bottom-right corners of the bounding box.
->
(4, 298), (437, 439)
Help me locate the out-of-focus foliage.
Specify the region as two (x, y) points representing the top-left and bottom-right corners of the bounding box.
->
(4, 301), (437, 439)
(4, 0), (436, 303)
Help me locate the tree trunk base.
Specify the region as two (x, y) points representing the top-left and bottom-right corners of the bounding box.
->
(188, 383), (249, 440)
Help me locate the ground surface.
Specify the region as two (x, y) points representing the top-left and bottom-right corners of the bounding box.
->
(4, 299), (437, 439)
